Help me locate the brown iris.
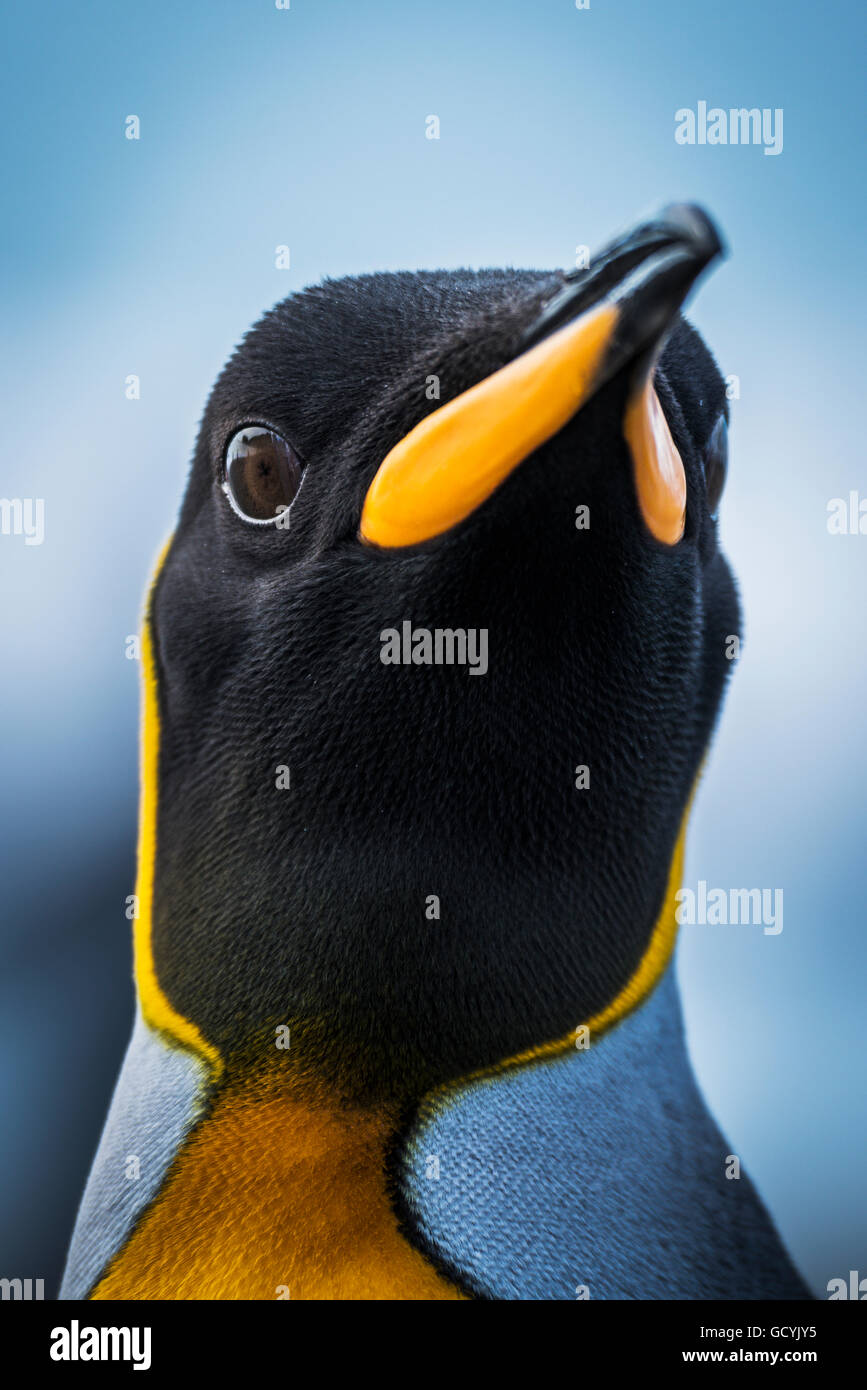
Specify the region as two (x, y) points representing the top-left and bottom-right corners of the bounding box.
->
(223, 426), (304, 523)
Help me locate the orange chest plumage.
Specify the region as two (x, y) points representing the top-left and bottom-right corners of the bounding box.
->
(93, 1086), (464, 1301)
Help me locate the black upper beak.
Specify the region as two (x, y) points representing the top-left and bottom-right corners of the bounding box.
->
(522, 203), (725, 381)
(359, 204), (725, 551)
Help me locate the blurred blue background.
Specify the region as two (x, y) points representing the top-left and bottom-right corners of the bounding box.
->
(1, 0), (864, 1297)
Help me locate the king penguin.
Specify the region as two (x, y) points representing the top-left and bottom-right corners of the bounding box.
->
(62, 204), (810, 1301)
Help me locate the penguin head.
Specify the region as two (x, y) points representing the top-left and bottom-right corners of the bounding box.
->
(148, 205), (739, 1101)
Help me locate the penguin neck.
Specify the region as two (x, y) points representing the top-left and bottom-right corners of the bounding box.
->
(139, 801), (690, 1107)
(99, 822), (689, 1301)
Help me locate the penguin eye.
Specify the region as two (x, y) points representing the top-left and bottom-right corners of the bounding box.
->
(704, 414), (728, 518)
(222, 426), (304, 524)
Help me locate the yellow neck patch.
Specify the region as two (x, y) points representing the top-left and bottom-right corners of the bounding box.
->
(131, 539), (222, 1080)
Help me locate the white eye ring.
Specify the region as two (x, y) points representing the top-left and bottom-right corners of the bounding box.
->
(223, 425), (305, 525)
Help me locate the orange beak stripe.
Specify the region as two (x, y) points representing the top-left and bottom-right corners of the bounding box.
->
(360, 301), (617, 549)
(623, 376), (687, 546)
(359, 297), (687, 550)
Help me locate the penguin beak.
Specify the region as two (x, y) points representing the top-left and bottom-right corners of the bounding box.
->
(360, 204), (724, 550)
